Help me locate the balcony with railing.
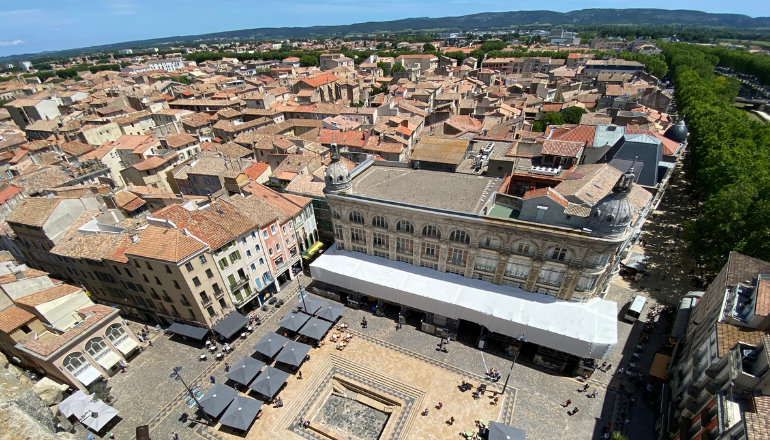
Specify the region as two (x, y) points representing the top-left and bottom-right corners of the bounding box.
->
(200, 296), (212, 308)
(229, 274), (250, 293)
(373, 240), (389, 249)
(537, 275), (563, 287)
(396, 245), (412, 255)
(214, 289), (225, 299)
(422, 252), (438, 261)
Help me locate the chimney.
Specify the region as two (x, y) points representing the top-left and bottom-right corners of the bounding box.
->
(182, 228), (190, 236)
(131, 234), (139, 243)
(16, 271), (26, 280)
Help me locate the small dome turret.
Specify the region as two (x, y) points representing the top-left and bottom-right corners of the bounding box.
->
(324, 136), (352, 195)
(588, 168), (636, 238)
(664, 119), (689, 144)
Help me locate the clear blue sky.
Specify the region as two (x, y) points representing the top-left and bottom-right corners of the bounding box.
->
(0, 0), (765, 57)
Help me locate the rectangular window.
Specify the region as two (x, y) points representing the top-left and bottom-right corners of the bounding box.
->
(113, 265), (122, 276)
(396, 237), (413, 254)
(185, 262), (194, 272)
(420, 261), (438, 271)
(373, 232), (389, 249)
(192, 277), (201, 287)
(259, 258), (265, 265)
(351, 228), (365, 244)
(276, 244), (280, 252)
(270, 225), (276, 234)
(575, 273), (600, 292)
(421, 242), (437, 260)
(255, 244), (261, 252)
(125, 268), (134, 278)
(505, 260), (531, 279)
(269, 248), (274, 256)
(263, 230), (269, 237)
(218, 258), (229, 270)
(537, 267), (565, 287)
(396, 255), (413, 265)
(241, 237), (247, 245)
(154, 276), (162, 285)
(373, 250), (389, 259)
(251, 231), (257, 240)
(199, 255), (207, 264)
(282, 225), (287, 233)
(474, 254), (498, 272)
(146, 262), (153, 270)
(334, 224), (344, 240)
(246, 250), (252, 258)
(165, 265), (172, 274)
(351, 246), (367, 254)
(448, 247), (467, 266)
(445, 266), (464, 275)
(250, 263), (256, 272)
(205, 269), (214, 279)
(229, 251), (241, 263)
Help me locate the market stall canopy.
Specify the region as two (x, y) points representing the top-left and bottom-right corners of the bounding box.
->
(226, 355), (265, 386)
(649, 353), (672, 380)
(79, 400), (119, 432)
(622, 252), (648, 272)
(277, 311), (311, 332)
(316, 302), (345, 322)
(167, 323), (208, 340)
(488, 421), (526, 440)
(252, 332), (290, 359)
(214, 312), (249, 339)
(248, 366), (290, 398)
(310, 245), (618, 359)
(59, 391), (91, 418)
(198, 383), (238, 417)
(274, 340), (311, 367)
(297, 294), (326, 315)
(219, 395), (263, 431)
(297, 317), (333, 341)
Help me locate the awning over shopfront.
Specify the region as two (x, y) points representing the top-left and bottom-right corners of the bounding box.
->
(95, 350), (122, 370)
(75, 366), (103, 386)
(114, 337), (138, 356)
(302, 241), (324, 260)
(650, 353), (672, 380)
(167, 323), (209, 340)
(214, 312), (249, 339)
(310, 245), (618, 359)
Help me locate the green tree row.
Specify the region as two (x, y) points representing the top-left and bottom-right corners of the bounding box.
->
(663, 43), (770, 267)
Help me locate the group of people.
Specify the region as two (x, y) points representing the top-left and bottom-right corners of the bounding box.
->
(298, 418), (310, 428)
(486, 368), (501, 381)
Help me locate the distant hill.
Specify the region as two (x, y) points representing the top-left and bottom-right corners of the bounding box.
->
(4, 8), (770, 61)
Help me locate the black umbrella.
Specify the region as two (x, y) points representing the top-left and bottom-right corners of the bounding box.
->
(252, 332), (290, 359)
(213, 312), (249, 339)
(248, 366), (290, 398)
(198, 383), (238, 417)
(315, 302), (345, 322)
(297, 317), (333, 341)
(297, 294), (326, 315)
(488, 421), (526, 440)
(274, 340), (311, 367)
(277, 312), (310, 332)
(226, 355), (265, 385)
(219, 395), (263, 431)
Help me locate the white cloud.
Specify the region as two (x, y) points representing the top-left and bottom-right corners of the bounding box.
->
(0, 40), (24, 47)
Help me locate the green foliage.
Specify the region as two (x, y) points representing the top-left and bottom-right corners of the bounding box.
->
(663, 42), (770, 267)
(0, 98), (10, 107)
(444, 51), (466, 62)
(561, 106), (587, 124)
(422, 43), (436, 52)
(390, 63), (406, 74)
(479, 41), (508, 52)
(532, 112), (563, 132)
(299, 54), (319, 67)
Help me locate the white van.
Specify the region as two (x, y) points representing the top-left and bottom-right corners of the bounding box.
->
(624, 296), (648, 322)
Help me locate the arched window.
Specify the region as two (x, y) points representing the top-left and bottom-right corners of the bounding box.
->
(105, 324), (126, 343)
(422, 225), (441, 239)
(349, 211), (364, 224)
(512, 240), (536, 255)
(546, 246), (571, 262)
(479, 235), (501, 249)
(85, 337), (109, 358)
(396, 220), (414, 233)
(62, 352), (88, 374)
(372, 216), (388, 229)
(449, 230), (470, 244)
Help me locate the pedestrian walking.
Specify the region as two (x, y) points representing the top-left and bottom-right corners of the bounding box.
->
(362, 317), (367, 328)
(396, 321), (402, 330)
(298, 371), (303, 379)
(447, 416), (454, 425)
(437, 402), (443, 410)
(563, 399), (571, 407)
(493, 396), (499, 405)
(210, 375), (215, 383)
(591, 390), (598, 398)
(582, 384), (589, 392)
(606, 364), (612, 371)
(120, 360), (127, 371)
(171, 431), (179, 440)
(87, 434), (94, 440)
(137, 334), (144, 343)
(225, 363), (230, 372)
(148, 339), (153, 347)
(572, 407), (579, 415)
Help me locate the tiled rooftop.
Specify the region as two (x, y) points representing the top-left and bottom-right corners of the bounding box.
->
(125, 225), (207, 263)
(14, 284), (82, 307)
(22, 304), (115, 356)
(0, 305), (35, 333)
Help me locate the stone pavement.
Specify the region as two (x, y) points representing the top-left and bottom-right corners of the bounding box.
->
(92, 275), (659, 440)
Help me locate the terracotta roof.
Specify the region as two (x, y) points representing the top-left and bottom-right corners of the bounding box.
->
(81, 142), (115, 161)
(125, 225), (207, 263)
(22, 304), (115, 356)
(541, 139), (584, 157)
(0, 269), (48, 285)
(111, 134), (156, 151)
(300, 73), (339, 88)
(756, 277), (770, 317)
(14, 284), (82, 307)
(132, 154), (178, 171)
(241, 182), (310, 220)
(0, 305), (35, 333)
(745, 411), (770, 440)
(163, 133), (196, 148)
(6, 197), (61, 227)
(715, 322), (767, 357)
(552, 125), (596, 147)
(0, 185), (24, 205)
(60, 141), (94, 157)
(243, 162), (270, 180)
(20, 140), (52, 152)
(152, 201), (257, 250)
(523, 187), (569, 208)
(317, 129), (366, 147)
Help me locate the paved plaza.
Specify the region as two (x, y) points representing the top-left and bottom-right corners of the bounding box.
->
(86, 275), (666, 440)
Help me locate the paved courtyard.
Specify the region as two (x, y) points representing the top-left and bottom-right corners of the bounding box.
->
(88, 273), (665, 440)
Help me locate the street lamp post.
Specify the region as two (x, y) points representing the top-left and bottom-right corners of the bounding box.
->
(501, 334), (527, 394)
(298, 278), (308, 314)
(170, 366), (212, 426)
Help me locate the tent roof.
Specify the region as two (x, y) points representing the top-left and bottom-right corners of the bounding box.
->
(252, 332), (290, 358)
(649, 353), (671, 380)
(167, 322), (209, 340)
(225, 355), (265, 385)
(297, 317), (333, 340)
(79, 400), (119, 432)
(59, 391), (91, 418)
(277, 311), (311, 332)
(274, 340), (311, 367)
(248, 366), (290, 398)
(219, 395), (263, 431)
(198, 383), (238, 417)
(214, 312), (249, 338)
(316, 302), (345, 322)
(310, 245), (618, 359)
(489, 421), (526, 440)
